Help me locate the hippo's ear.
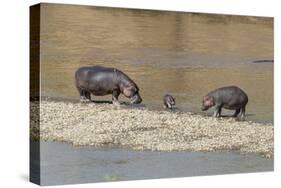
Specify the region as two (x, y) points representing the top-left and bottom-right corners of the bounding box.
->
(203, 96), (209, 101)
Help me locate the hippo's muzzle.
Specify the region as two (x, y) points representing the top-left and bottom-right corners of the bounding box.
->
(201, 106), (209, 111)
(130, 94), (142, 104)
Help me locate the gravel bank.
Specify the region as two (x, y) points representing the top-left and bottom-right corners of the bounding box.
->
(30, 100), (274, 158)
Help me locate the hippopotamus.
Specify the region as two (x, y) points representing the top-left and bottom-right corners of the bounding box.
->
(201, 86), (248, 119)
(75, 66), (142, 105)
(163, 94), (175, 109)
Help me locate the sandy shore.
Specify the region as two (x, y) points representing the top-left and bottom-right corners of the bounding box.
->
(30, 100), (273, 158)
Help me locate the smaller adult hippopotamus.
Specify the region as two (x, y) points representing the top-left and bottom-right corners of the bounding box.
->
(163, 94), (175, 109)
(201, 86), (248, 119)
(75, 66), (142, 105)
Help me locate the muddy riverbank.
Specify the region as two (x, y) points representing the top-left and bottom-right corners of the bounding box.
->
(30, 100), (273, 158)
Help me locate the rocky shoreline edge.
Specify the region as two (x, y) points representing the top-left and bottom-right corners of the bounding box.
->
(30, 100), (274, 158)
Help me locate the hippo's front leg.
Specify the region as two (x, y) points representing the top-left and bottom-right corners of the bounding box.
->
(112, 90), (121, 105)
(213, 105), (222, 117)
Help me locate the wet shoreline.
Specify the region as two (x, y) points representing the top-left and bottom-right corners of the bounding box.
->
(31, 99), (274, 158)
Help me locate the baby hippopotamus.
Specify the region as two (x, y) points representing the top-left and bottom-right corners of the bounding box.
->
(75, 65), (142, 105)
(201, 86), (248, 119)
(163, 94), (176, 109)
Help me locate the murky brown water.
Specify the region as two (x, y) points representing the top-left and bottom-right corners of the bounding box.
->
(39, 3), (273, 123)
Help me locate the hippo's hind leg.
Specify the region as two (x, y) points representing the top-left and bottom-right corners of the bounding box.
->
(239, 106), (246, 121)
(112, 90), (121, 105)
(233, 108), (241, 117)
(76, 86), (85, 102)
(77, 87), (91, 103)
(85, 91), (92, 102)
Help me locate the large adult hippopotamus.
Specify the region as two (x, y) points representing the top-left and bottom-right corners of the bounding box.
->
(75, 66), (142, 105)
(201, 86), (248, 119)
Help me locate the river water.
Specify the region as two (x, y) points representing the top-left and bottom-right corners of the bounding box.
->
(34, 4), (274, 185)
(33, 141), (272, 186)
(39, 3), (273, 123)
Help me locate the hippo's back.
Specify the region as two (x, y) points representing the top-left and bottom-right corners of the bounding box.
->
(211, 86), (248, 105)
(76, 66), (113, 77)
(76, 65), (115, 80)
(75, 66), (118, 88)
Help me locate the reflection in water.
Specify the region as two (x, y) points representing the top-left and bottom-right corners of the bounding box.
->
(40, 4), (273, 123)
